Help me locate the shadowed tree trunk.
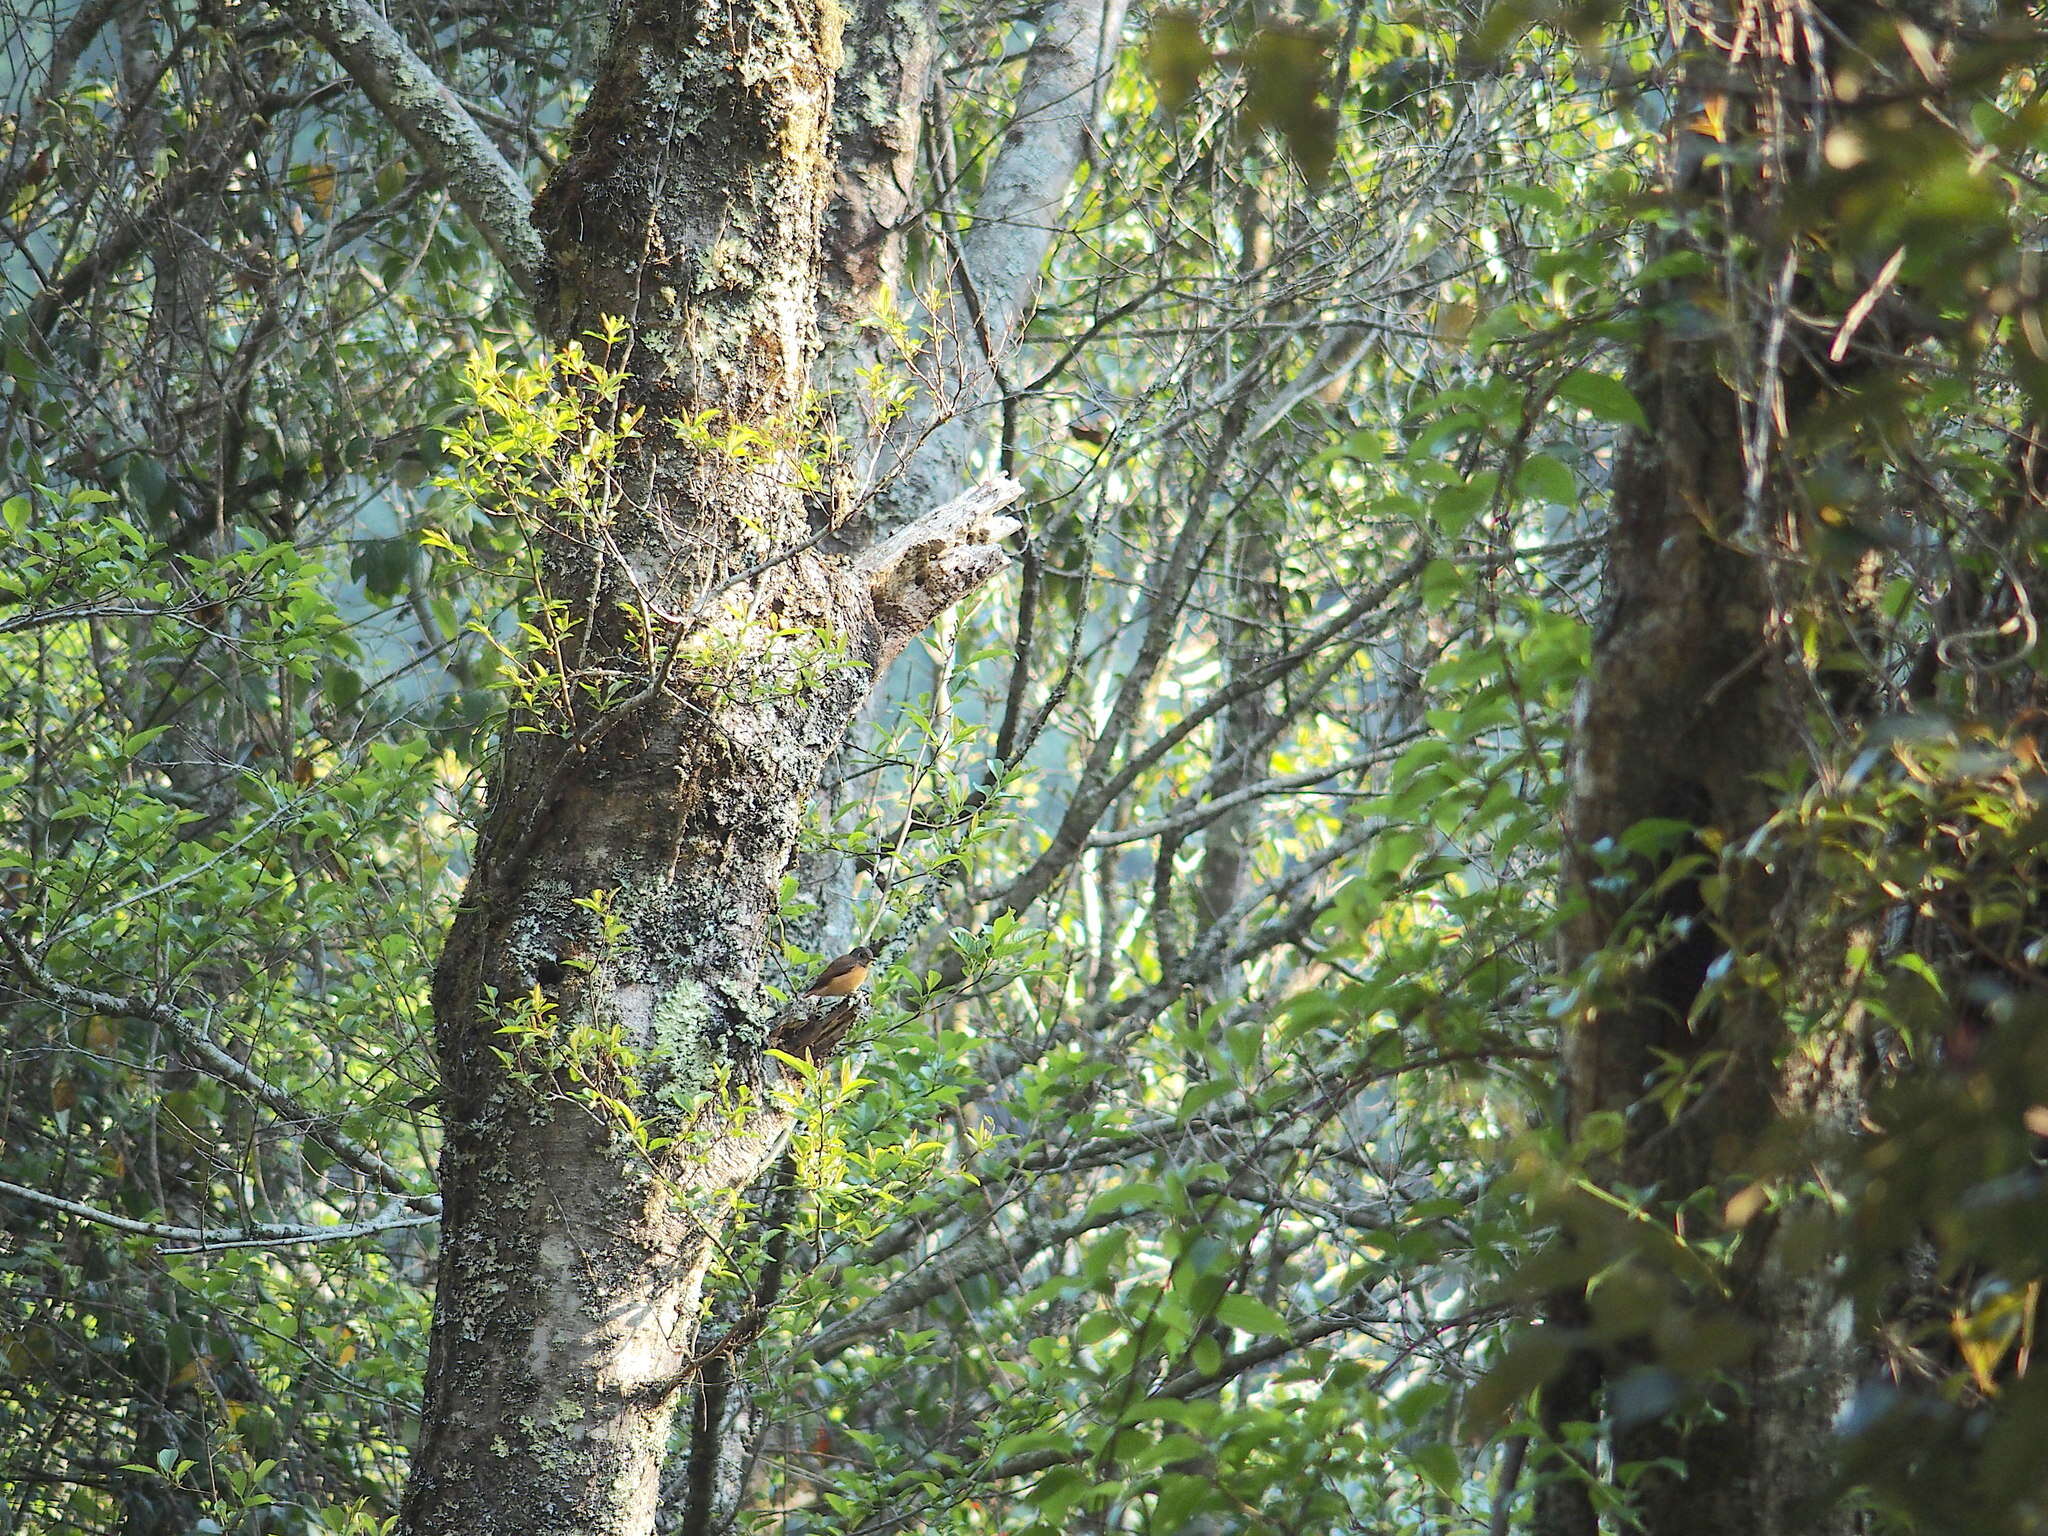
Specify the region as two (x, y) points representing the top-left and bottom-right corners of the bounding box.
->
(1533, 0), (1901, 1529)
(1539, 330), (1866, 1536)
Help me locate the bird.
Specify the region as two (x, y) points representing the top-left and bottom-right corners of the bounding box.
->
(772, 1002), (859, 1064)
(802, 944), (874, 999)
(769, 946), (876, 1065)
(1068, 408), (1115, 447)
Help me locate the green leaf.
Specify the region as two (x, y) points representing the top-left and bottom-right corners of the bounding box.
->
(1145, 9), (1209, 112)
(1555, 369), (1647, 428)
(1215, 1292), (1291, 1336)
(1516, 452), (1576, 505)
(1432, 479), (1490, 536)
(1153, 1472), (1223, 1528)
(1409, 1440), (1463, 1496)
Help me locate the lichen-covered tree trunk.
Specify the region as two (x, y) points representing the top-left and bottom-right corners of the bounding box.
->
(398, 2), (1018, 1530)
(1536, 0), (1881, 1530)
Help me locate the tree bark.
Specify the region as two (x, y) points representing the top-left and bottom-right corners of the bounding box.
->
(1541, 338), (1863, 1536)
(863, 0), (1131, 530)
(1537, 1), (1876, 1530)
(398, 2), (1020, 1530)
(285, 0), (544, 296)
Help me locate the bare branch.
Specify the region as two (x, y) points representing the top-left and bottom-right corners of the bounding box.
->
(0, 598), (224, 636)
(277, 0), (543, 295)
(858, 476), (1026, 663)
(0, 1179), (435, 1253)
(808, 1198), (1121, 1363)
(867, 0), (1129, 525)
(0, 0), (125, 217)
(978, 1299), (1448, 1486)
(1085, 744), (1410, 849)
(994, 549), (1431, 918)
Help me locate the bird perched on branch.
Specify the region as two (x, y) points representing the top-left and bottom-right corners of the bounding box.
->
(769, 945), (876, 1064)
(802, 944), (874, 998)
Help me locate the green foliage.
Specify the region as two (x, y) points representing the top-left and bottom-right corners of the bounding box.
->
(1, 490), (449, 1529)
(10, 0), (2048, 1533)
(0, 5), (543, 1523)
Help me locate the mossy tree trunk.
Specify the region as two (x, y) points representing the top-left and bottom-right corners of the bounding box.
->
(1538, 334), (1866, 1536)
(1533, 0), (1906, 1529)
(398, 2), (1019, 1530)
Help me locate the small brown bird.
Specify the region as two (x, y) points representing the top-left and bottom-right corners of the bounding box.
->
(802, 945), (874, 998)
(1068, 407), (1115, 446)
(770, 946), (876, 1064)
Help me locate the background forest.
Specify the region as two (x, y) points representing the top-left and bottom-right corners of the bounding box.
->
(3, 0), (2047, 1531)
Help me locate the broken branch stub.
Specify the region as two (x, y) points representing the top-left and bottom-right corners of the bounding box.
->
(858, 475), (1026, 665)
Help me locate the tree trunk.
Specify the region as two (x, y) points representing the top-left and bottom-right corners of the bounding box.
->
(863, 0), (1130, 532)
(1540, 338), (1865, 1536)
(1537, 1), (1879, 1530)
(398, 3), (1019, 1530)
